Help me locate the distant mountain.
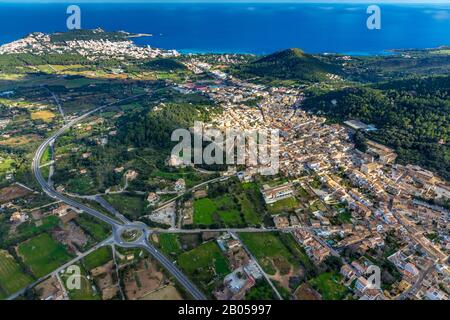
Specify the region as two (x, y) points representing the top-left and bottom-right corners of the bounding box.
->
(231, 48), (342, 83)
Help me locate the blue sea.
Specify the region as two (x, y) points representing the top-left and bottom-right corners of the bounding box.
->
(0, 3), (450, 55)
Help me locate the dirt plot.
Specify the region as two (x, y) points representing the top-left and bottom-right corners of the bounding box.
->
(34, 276), (65, 300)
(91, 261), (118, 300)
(31, 110), (55, 122)
(0, 184), (32, 203)
(140, 285), (183, 300)
(51, 221), (88, 254)
(268, 256), (305, 290)
(0, 134), (40, 147)
(122, 258), (165, 300)
(294, 283), (322, 300)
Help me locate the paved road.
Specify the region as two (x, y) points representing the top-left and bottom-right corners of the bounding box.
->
(30, 95), (206, 301)
(155, 226), (310, 234)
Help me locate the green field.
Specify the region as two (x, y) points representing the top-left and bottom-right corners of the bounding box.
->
(75, 214), (111, 242)
(158, 233), (182, 257)
(215, 196), (242, 225)
(0, 250), (33, 298)
(193, 198), (215, 225)
(309, 272), (349, 300)
(240, 232), (308, 276)
(267, 197), (299, 215)
(193, 195), (243, 227)
(104, 194), (146, 220)
(178, 241), (230, 294)
(17, 233), (72, 278)
(83, 246), (112, 271)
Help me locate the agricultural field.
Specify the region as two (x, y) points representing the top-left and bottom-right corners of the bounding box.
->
(83, 246), (112, 271)
(240, 232), (299, 276)
(17, 233), (72, 278)
(155, 233), (182, 258)
(0, 134), (41, 147)
(30, 110), (56, 122)
(0, 250), (33, 298)
(140, 285), (183, 300)
(193, 195), (243, 227)
(193, 198), (215, 225)
(120, 257), (170, 300)
(177, 241), (230, 295)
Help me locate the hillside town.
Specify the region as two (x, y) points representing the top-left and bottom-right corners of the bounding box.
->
(171, 58), (450, 300)
(0, 30), (179, 60)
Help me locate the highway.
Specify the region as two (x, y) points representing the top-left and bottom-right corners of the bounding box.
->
(31, 95), (206, 301)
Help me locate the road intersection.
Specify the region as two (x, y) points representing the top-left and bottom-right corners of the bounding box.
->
(30, 95), (206, 301)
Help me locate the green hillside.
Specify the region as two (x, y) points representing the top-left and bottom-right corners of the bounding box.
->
(231, 48), (341, 84)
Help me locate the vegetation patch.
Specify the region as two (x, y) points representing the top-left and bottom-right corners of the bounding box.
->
(158, 233), (182, 258)
(0, 250), (33, 297)
(61, 264), (100, 300)
(83, 246), (112, 270)
(309, 272), (348, 300)
(194, 195), (243, 227)
(267, 197), (299, 215)
(75, 214), (111, 242)
(31, 110), (55, 122)
(177, 241), (230, 294)
(17, 233), (72, 278)
(239, 232), (302, 276)
(104, 194), (147, 220)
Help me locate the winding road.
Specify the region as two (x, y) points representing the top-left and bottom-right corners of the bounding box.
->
(30, 95), (206, 301)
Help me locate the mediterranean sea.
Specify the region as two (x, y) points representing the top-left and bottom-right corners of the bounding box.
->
(0, 3), (450, 55)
